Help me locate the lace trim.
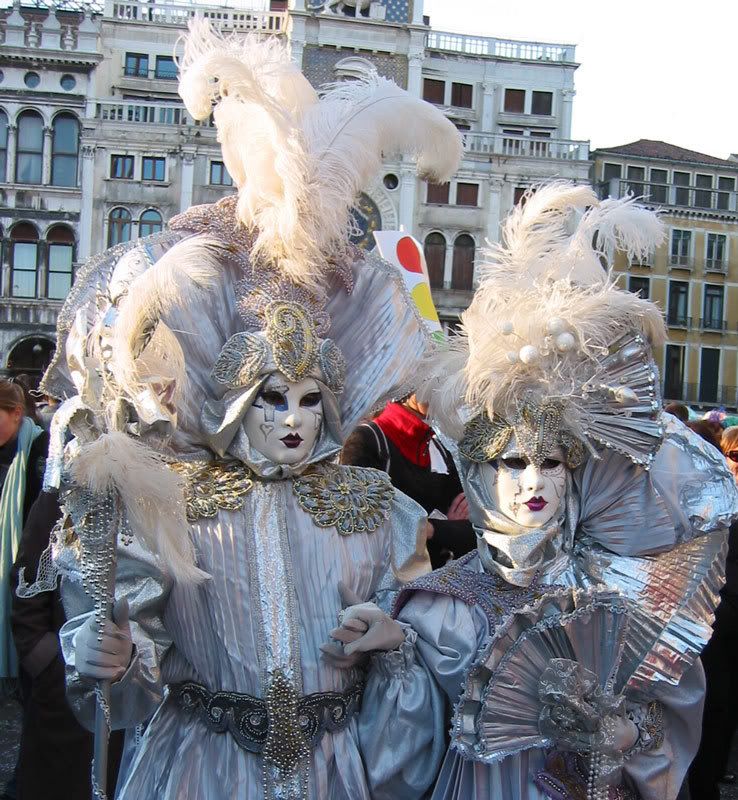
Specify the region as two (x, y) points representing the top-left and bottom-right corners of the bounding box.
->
(371, 625), (417, 678)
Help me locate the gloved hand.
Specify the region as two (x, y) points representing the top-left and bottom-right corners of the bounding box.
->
(74, 598), (133, 682)
(327, 582), (405, 656)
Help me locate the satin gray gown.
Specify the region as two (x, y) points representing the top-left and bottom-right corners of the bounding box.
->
(59, 478), (428, 800)
(358, 419), (737, 800)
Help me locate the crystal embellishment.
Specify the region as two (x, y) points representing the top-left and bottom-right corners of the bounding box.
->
(211, 332), (269, 390)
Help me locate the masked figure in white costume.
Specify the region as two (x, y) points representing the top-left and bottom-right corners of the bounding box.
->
(332, 184), (738, 800)
(18, 21), (463, 800)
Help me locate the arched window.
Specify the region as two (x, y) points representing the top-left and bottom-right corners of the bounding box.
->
(451, 233), (475, 291)
(47, 224), (75, 299)
(108, 207), (132, 246)
(0, 110), (8, 183)
(16, 111), (44, 185)
(10, 222), (39, 297)
(51, 113), (79, 187)
(139, 208), (163, 238)
(423, 232), (446, 289)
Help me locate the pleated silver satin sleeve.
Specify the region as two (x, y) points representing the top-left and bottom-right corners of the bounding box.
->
(58, 537), (173, 731)
(358, 590), (486, 800)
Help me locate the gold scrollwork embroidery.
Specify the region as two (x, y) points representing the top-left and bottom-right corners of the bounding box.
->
(459, 413), (512, 462)
(264, 300), (319, 383)
(292, 464), (393, 535)
(169, 460), (255, 522)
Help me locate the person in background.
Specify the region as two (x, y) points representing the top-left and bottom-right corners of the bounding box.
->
(687, 419), (723, 453)
(688, 424), (738, 800)
(8, 376), (41, 428)
(0, 380), (47, 800)
(341, 394), (477, 568)
(664, 402), (690, 423)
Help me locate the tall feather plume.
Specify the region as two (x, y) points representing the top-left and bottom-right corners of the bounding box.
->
(109, 237), (224, 402)
(177, 19), (462, 292)
(72, 432), (208, 584)
(177, 19), (324, 290)
(299, 69), (462, 269)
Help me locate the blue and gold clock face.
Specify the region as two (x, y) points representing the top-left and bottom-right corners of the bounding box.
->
(349, 193), (382, 251)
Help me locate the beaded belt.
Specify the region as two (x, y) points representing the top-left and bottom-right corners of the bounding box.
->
(169, 679), (364, 756)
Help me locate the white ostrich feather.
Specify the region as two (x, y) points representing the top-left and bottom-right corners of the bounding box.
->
(298, 69), (462, 271)
(72, 431), (207, 584)
(178, 18), (317, 122)
(176, 19), (462, 292)
(110, 237), (223, 402)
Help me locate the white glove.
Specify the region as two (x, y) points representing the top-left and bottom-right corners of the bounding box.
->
(327, 582), (405, 656)
(75, 598), (133, 682)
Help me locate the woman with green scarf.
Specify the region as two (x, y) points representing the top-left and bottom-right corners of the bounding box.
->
(0, 379), (46, 686)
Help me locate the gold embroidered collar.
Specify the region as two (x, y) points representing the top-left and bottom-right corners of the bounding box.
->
(293, 463), (393, 535)
(170, 460), (393, 534)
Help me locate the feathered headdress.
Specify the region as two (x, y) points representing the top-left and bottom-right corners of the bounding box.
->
(177, 18), (462, 292)
(421, 183), (667, 468)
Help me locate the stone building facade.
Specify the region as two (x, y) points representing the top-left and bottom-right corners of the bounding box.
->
(0, 0), (590, 382)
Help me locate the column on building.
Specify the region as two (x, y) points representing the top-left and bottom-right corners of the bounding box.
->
(42, 126), (53, 185)
(410, 0), (425, 25)
(406, 35), (425, 96)
(179, 150), (196, 212)
(486, 177), (504, 246)
(398, 164), (417, 233)
(560, 88), (575, 140)
(480, 80), (496, 133)
(6, 124), (17, 184)
(78, 144), (95, 261)
(442, 231), (453, 289)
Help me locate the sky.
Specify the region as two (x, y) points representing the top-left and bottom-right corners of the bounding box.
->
(423, 0), (738, 160)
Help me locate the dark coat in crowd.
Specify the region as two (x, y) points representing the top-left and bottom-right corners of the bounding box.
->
(688, 521), (738, 800)
(341, 402), (477, 569)
(11, 488), (123, 800)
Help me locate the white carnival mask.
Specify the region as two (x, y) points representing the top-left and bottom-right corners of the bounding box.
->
(482, 437), (567, 528)
(243, 372), (323, 465)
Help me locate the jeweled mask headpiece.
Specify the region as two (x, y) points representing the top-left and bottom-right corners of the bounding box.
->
(421, 183), (669, 470)
(459, 399), (585, 468)
(211, 266), (347, 394)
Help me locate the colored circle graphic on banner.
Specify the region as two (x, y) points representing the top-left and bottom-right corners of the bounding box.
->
(396, 236), (423, 274)
(411, 283), (439, 323)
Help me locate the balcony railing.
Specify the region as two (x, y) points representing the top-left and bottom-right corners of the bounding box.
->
(668, 253), (693, 270)
(105, 0), (286, 32)
(599, 178), (738, 214)
(666, 313), (691, 328)
(699, 317), (728, 332)
(673, 383), (738, 407)
(463, 132), (589, 161)
(705, 258), (729, 274)
(96, 100), (204, 127)
(426, 30), (576, 63)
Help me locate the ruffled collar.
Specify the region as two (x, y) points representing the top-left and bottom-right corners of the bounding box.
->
(374, 402), (434, 467)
